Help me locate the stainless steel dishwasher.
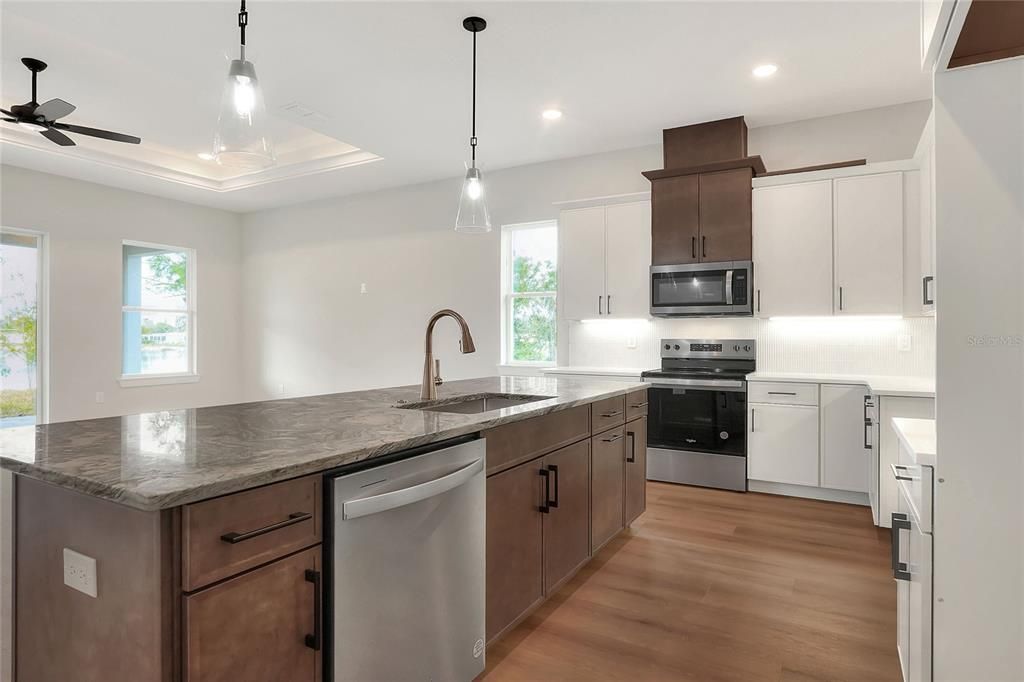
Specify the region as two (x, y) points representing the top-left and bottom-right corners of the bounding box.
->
(326, 436), (486, 681)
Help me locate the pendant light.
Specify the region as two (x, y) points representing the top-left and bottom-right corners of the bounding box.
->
(213, 0), (274, 169)
(455, 16), (491, 233)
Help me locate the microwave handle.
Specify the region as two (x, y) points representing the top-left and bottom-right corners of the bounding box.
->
(725, 269), (734, 305)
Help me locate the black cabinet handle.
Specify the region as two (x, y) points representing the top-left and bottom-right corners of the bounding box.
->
(220, 511), (312, 544)
(607, 295), (612, 315)
(691, 236), (696, 259)
(626, 430), (636, 463)
(538, 468), (551, 513)
(923, 275), (934, 305)
(839, 286), (844, 311)
(757, 289), (761, 313)
(598, 295), (603, 315)
(601, 410), (623, 418)
(629, 402), (648, 409)
(547, 464), (559, 508)
(304, 569), (322, 651)
(864, 418), (872, 449)
(890, 513), (911, 581)
(702, 235), (707, 258)
(601, 433), (624, 443)
(767, 391), (796, 396)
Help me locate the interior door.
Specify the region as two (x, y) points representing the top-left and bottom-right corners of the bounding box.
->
(591, 426), (626, 551)
(752, 181), (834, 317)
(820, 384), (870, 492)
(604, 201), (651, 317)
(834, 172), (904, 315)
(699, 168), (753, 262)
(624, 417), (648, 526)
(559, 206), (607, 319)
(651, 175), (699, 265)
(542, 441), (591, 593)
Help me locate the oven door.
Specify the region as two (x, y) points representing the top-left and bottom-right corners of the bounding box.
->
(645, 378), (747, 457)
(650, 261), (752, 316)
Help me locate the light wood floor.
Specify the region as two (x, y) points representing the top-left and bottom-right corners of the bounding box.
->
(480, 482), (900, 682)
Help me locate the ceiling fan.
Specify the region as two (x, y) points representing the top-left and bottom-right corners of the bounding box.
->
(1, 57), (141, 147)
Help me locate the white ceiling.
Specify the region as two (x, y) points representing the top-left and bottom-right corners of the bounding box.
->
(0, 1), (930, 213)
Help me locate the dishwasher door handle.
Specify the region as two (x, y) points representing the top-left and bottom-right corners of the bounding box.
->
(342, 457), (484, 520)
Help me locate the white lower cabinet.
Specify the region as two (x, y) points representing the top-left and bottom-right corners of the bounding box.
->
(820, 384), (871, 492)
(747, 402), (819, 487)
(878, 396), (935, 528)
(894, 456), (933, 682)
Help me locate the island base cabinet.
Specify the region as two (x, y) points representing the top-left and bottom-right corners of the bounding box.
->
(542, 440), (592, 593)
(485, 462), (544, 643)
(184, 546), (321, 682)
(591, 425), (626, 551)
(624, 417), (648, 526)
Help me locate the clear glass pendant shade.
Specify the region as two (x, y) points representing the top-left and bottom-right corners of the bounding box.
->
(455, 166), (491, 233)
(213, 58), (275, 169)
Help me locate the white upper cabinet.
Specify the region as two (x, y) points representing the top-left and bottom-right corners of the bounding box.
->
(834, 172), (904, 315)
(604, 202), (651, 319)
(559, 201), (651, 320)
(819, 384), (870, 493)
(752, 181), (834, 318)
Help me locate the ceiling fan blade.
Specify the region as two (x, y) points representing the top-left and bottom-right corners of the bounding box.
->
(52, 122), (140, 144)
(34, 98), (75, 121)
(40, 127), (76, 147)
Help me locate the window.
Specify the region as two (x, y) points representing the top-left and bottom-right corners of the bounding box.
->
(121, 242), (196, 383)
(0, 228), (45, 427)
(501, 222), (557, 365)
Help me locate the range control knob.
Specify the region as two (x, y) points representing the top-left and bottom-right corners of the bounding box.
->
(673, 344), (681, 350)
(733, 344), (741, 352)
(664, 344), (671, 350)
(744, 344), (752, 352)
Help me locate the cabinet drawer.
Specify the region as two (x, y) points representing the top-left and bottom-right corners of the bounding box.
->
(748, 381), (819, 406)
(483, 405), (590, 475)
(182, 475), (321, 591)
(625, 389), (649, 421)
(592, 395), (627, 434)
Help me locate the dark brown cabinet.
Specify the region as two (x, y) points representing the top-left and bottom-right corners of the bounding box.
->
(591, 426), (626, 551)
(624, 417), (648, 526)
(651, 175), (700, 265)
(698, 168), (753, 262)
(184, 546), (321, 682)
(542, 440), (592, 593)
(485, 461), (545, 642)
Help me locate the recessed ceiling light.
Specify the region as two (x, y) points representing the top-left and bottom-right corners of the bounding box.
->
(542, 109), (563, 121)
(197, 152), (215, 161)
(752, 64), (778, 78)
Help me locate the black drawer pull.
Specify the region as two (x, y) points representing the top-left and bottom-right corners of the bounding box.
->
(539, 468), (551, 514)
(547, 464), (560, 509)
(890, 513), (911, 581)
(220, 511), (312, 544)
(304, 569), (322, 651)
(767, 391), (797, 396)
(629, 402), (648, 409)
(600, 410), (623, 418)
(601, 433), (624, 443)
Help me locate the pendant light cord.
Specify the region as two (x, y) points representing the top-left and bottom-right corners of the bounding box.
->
(238, 0), (248, 60)
(470, 29), (477, 166)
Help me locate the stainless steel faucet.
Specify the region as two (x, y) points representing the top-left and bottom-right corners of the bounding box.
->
(421, 309), (477, 400)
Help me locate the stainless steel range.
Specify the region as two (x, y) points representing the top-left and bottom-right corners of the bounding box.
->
(641, 339), (756, 491)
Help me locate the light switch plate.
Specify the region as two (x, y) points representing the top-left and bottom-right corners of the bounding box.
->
(63, 548), (97, 598)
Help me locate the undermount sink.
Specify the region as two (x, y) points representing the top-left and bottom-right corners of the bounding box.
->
(396, 393), (555, 414)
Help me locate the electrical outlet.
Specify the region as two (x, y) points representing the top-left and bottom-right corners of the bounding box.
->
(626, 334), (638, 349)
(94, 392), (105, 403)
(897, 334), (912, 352)
(63, 548), (97, 598)
(360, 283), (368, 294)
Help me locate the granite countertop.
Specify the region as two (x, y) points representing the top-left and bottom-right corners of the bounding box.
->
(891, 417), (937, 467)
(0, 376), (645, 512)
(542, 366), (649, 378)
(746, 371), (935, 398)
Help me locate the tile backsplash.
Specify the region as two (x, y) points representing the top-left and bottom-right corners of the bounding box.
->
(564, 316), (935, 377)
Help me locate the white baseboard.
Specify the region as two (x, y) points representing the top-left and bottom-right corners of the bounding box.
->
(748, 479), (870, 506)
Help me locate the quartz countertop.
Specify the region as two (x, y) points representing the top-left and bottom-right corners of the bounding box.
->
(745, 371), (935, 398)
(542, 366), (649, 378)
(0, 376), (646, 511)
(891, 417), (937, 467)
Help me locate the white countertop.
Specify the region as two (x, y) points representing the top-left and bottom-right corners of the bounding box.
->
(542, 366), (648, 378)
(746, 371), (935, 398)
(891, 417), (937, 467)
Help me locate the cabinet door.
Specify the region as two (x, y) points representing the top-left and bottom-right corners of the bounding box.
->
(559, 207), (607, 319)
(920, 141), (936, 312)
(699, 168), (753, 262)
(752, 181), (833, 317)
(542, 441), (591, 593)
(908, 525), (933, 682)
(184, 547), (320, 682)
(591, 426), (626, 551)
(486, 463), (544, 642)
(834, 173), (904, 315)
(820, 384), (870, 492)
(604, 201), (651, 318)
(747, 404), (819, 487)
(624, 417), (647, 526)
(651, 175), (699, 265)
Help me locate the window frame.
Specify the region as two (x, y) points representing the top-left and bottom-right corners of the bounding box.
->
(500, 221), (558, 367)
(119, 239), (198, 387)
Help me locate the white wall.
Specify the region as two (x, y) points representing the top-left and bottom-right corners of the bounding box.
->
(932, 59), (1023, 681)
(242, 101), (931, 400)
(0, 165), (245, 422)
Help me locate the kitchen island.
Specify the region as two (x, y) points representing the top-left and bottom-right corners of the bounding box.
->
(1, 375), (648, 681)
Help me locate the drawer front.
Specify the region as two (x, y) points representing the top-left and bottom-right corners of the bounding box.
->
(483, 405), (590, 475)
(592, 395), (627, 434)
(183, 475), (321, 591)
(625, 388), (649, 421)
(748, 381), (819, 406)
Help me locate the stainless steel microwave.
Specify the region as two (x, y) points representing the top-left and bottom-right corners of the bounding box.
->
(650, 261), (753, 317)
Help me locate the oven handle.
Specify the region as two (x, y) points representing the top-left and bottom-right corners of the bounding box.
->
(644, 378), (746, 392)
